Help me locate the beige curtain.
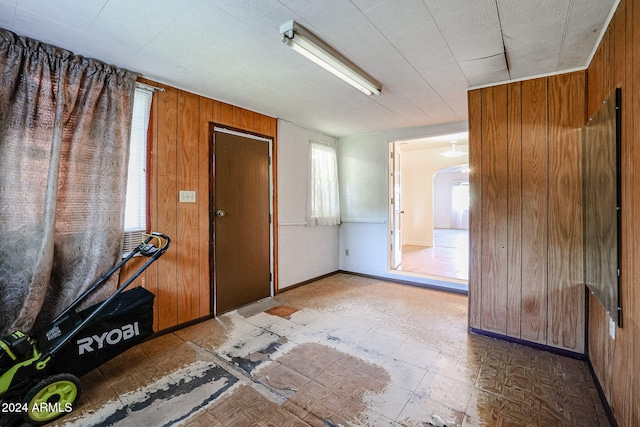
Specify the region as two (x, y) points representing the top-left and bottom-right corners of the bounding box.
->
(0, 29), (136, 336)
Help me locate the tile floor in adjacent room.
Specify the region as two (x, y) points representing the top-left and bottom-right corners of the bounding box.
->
(397, 229), (469, 280)
(50, 273), (609, 427)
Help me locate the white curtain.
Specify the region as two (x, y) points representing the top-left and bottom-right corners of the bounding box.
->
(307, 141), (340, 226)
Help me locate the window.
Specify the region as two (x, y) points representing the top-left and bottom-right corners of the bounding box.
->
(307, 141), (340, 226)
(452, 181), (470, 229)
(452, 181), (470, 213)
(123, 86), (153, 255)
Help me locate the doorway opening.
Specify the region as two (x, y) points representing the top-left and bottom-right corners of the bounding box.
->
(388, 132), (469, 285)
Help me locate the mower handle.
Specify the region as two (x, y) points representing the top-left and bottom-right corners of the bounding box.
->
(37, 232), (170, 361)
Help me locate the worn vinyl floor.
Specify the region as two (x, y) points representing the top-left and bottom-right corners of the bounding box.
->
(49, 273), (608, 427)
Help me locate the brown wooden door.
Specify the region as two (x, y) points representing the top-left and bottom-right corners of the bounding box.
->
(212, 129), (271, 314)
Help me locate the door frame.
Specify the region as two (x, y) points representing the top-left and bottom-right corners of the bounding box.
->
(388, 142), (403, 270)
(387, 136), (470, 287)
(209, 124), (276, 316)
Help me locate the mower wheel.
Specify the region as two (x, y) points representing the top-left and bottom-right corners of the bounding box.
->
(22, 373), (81, 426)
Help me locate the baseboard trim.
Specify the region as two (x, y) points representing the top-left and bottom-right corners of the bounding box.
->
(585, 358), (618, 427)
(277, 271), (340, 293)
(583, 288), (617, 427)
(148, 313), (215, 340)
(277, 270), (469, 296)
(469, 327), (586, 360)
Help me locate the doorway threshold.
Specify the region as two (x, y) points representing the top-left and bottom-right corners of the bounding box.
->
(387, 270), (468, 294)
(339, 270), (468, 295)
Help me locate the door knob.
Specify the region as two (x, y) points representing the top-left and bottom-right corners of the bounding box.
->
(216, 210), (226, 217)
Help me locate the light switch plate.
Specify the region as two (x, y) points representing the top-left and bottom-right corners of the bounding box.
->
(179, 190), (196, 203)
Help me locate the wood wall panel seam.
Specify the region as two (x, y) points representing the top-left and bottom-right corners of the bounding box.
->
(149, 80), (160, 332)
(155, 86), (179, 330)
(626, 1), (639, 423)
(198, 98), (213, 317)
(629, 0), (640, 424)
(176, 91), (201, 324)
(547, 73), (585, 352)
(519, 78), (549, 345)
(468, 88), (483, 329)
(506, 82), (523, 338)
(480, 84), (509, 335)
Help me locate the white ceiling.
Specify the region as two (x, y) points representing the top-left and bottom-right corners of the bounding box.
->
(0, 0), (617, 138)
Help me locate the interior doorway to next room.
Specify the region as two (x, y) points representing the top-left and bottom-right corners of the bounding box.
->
(388, 132), (469, 286)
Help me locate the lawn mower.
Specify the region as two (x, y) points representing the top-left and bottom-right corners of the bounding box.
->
(0, 232), (170, 426)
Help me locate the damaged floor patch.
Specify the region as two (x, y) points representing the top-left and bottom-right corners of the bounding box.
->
(58, 360), (238, 427)
(265, 305), (299, 318)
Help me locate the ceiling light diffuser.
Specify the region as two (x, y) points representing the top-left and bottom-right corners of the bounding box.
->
(280, 21), (382, 97)
(440, 141), (467, 158)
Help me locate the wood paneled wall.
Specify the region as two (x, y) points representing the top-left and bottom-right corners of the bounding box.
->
(468, 71), (586, 354)
(470, 2), (640, 423)
(585, 0), (640, 425)
(120, 79), (277, 332)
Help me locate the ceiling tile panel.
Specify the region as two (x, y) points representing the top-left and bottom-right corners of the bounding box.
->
(128, 1), (289, 91)
(447, 28), (505, 61)
(319, 13), (389, 61)
(75, 34), (144, 66)
(207, 0), (282, 23)
(418, 62), (469, 90)
(375, 94), (417, 112)
(350, 0), (391, 11)
(425, 0), (503, 61)
(0, 1), (16, 28)
(284, 0), (362, 33)
(15, 0), (106, 33)
(395, 83), (442, 106)
(423, 0), (509, 82)
(459, 53), (510, 86)
(558, 0), (616, 69)
(3, 0), (619, 137)
(12, 7), (85, 49)
(439, 98), (468, 117)
(497, 0), (570, 50)
(250, 6), (306, 40)
(506, 40), (563, 78)
(363, 0), (456, 68)
(89, 0), (199, 51)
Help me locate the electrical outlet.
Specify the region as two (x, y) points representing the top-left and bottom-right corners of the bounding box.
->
(345, 249), (349, 256)
(609, 316), (616, 339)
(179, 190), (196, 203)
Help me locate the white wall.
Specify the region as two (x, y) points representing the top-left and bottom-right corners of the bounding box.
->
(338, 121), (468, 292)
(401, 148), (468, 246)
(277, 120), (339, 289)
(433, 171), (470, 229)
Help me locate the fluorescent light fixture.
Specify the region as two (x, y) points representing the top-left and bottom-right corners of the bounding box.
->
(440, 141), (467, 158)
(280, 20), (382, 96)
